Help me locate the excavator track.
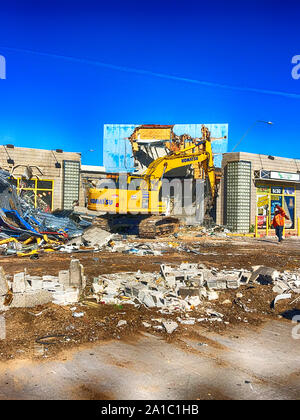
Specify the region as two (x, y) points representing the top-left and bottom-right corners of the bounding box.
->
(138, 216), (180, 239)
(93, 214), (180, 239)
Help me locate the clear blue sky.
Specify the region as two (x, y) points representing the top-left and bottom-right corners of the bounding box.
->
(0, 0), (299, 165)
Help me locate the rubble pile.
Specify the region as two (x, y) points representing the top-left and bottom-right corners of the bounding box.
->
(0, 259), (85, 310)
(1, 259), (300, 315)
(88, 264), (246, 312)
(0, 170), (94, 257)
(87, 263), (300, 319)
(101, 238), (226, 256)
(177, 224), (231, 238)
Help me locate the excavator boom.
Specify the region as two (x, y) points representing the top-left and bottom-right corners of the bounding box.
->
(143, 140), (215, 198)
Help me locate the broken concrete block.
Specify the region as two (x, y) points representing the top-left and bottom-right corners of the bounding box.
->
(207, 291), (219, 301)
(172, 271), (186, 282)
(200, 269), (215, 281)
(164, 275), (176, 288)
(68, 226), (113, 248)
(72, 311), (84, 318)
(42, 280), (58, 290)
(226, 279), (240, 289)
(63, 287), (80, 304)
(25, 281), (32, 292)
(25, 290), (52, 307)
(42, 275), (59, 282)
(0, 314), (5, 339)
(58, 270), (70, 287)
(272, 279), (290, 294)
(69, 259), (84, 288)
(12, 272), (26, 293)
(199, 287), (207, 298)
(239, 271), (252, 284)
(250, 267), (279, 285)
(179, 318), (195, 325)
(178, 287), (200, 298)
(206, 278), (218, 289)
(222, 299), (232, 305)
(82, 275), (87, 290)
(0, 267), (8, 296)
(189, 274), (204, 287)
(51, 291), (66, 305)
(216, 279), (227, 290)
(52, 288), (80, 306)
(117, 320), (127, 327)
(206, 309), (224, 318)
(139, 291), (156, 308)
(131, 284), (148, 298)
(271, 293), (292, 309)
(160, 265), (174, 275)
(11, 290), (52, 308)
(0, 296), (9, 312)
(92, 283), (104, 294)
(187, 296), (202, 307)
(150, 291), (165, 307)
(180, 263), (199, 271)
(44, 282), (64, 292)
(11, 293), (26, 308)
(162, 320), (178, 334)
(28, 278), (43, 291)
(82, 225), (114, 246)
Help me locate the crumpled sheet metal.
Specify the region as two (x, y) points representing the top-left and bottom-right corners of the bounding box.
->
(0, 170), (88, 241)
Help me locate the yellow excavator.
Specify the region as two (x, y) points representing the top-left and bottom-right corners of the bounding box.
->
(88, 133), (216, 238)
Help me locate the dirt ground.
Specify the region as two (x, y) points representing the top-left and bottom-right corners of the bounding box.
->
(0, 235), (300, 362)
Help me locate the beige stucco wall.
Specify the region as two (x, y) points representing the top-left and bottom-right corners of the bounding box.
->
(0, 146), (81, 210)
(216, 152), (300, 229)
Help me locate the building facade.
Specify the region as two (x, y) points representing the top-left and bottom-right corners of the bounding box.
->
(0, 145), (81, 211)
(217, 152), (300, 234)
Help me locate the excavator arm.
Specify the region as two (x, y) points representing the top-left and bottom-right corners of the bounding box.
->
(142, 140), (216, 198)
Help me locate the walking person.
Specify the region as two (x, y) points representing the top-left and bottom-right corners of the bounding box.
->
(272, 205), (289, 243)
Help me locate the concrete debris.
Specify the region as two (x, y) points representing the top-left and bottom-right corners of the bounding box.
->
(12, 272), (26, 293)
(206, 309), (224, 318)
(178, 318), (195, 325)
(179, 224), (231, 238)
(69, 259), (86, 288)
(234, 299), (254, 313)
(117, 320), (127, 327)
(0, 267), (8, 296)
(222, 299), (232, 305)
(162, 320), (178, 333)
(207, 291), (219, 301)
(89, 263), (271, 314)
(255, 267), (300, 294)
(58, 270), (70, 287)
(68, 225), (113, 249)
(3, 258), (300, 316)
(11, 290), (52, 308)
(271, 293), (292, 309)
(250, 266), (279, 285)
(0, 258), (84, 311)
(72, 312), (85, 318)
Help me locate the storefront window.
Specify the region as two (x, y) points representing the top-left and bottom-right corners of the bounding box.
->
(256, 183), (295, 229)
(9, 178), (54, 213)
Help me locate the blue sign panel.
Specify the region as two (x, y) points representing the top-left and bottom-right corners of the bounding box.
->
(103, 123), (228, 172)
